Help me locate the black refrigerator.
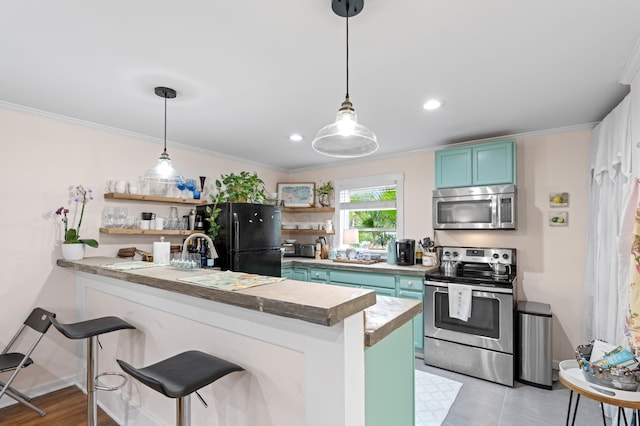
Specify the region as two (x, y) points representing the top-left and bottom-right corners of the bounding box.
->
(196, 203), (282, 277)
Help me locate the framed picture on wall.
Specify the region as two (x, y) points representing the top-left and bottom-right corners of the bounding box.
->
(549, 192), (569, 207)
(549, 211), (568, 226)
(277, 182), (315, 207)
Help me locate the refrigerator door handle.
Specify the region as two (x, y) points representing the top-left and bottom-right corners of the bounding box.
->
(233, 213), (240, 252)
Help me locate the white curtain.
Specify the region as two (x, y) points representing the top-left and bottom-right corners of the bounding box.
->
(584, 94), (634, 346)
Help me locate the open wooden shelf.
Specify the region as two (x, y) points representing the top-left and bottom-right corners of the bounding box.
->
(281, 229), (335, 235)
(99, 228), (201, 236)
(104, 193), (207, 205)
(282, 207), (334, 212)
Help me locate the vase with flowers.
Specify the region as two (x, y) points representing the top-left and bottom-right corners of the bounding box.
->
(56, 185), (99, 260)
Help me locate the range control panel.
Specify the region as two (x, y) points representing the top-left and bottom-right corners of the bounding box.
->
(440, 246), (516, 265)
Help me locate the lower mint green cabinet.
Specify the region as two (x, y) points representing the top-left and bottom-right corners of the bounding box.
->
(292, 267), (308, 282)
(308, 267), (328, 283)
(398, 289), (424, 351)
(281, 266), (292, 279)
(282, 264), (424, 352)
(330, 270), (395, 289)
(362, 285), (396, 297)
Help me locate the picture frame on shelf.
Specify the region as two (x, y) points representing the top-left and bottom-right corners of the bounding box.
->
(277, 182), (315, 207)
(549, 211), (568, 226)
(549, 192), (569, 207)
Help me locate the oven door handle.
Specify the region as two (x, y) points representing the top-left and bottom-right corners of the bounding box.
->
(424, 280), (513, 294)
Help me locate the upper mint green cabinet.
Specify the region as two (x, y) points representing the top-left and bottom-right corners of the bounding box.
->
(435, 140), (515, 188)
(435, 146), (473, 188)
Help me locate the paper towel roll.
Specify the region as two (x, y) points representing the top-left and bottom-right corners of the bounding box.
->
(153, 241), (170, 265)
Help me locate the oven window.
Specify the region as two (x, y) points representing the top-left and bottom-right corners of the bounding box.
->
(437, 200), (492, 224)
(434, 292), (500, 339)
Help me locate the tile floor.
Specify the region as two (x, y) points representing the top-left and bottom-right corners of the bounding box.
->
(415, 359), (612, 426)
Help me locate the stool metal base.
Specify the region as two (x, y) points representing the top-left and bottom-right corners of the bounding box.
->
(177, 395), (191, 426)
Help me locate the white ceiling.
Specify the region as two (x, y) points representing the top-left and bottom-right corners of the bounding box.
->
(2, 1), (640, 171)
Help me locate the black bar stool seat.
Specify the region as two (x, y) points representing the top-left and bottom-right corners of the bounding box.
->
(117, 351), (244, 425)
(50, 315), (135, 426)
(51, 316), (134, 340)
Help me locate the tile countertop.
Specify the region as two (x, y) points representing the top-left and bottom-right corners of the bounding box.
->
(57, 257), (421, 346)
(282, 257), (439, 276)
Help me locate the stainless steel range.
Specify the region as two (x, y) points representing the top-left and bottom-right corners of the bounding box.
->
(424, 246), (517, 386)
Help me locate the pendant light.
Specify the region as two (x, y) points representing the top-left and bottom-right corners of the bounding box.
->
(312, 0), (378, 158)
(143, 87), (184, 195)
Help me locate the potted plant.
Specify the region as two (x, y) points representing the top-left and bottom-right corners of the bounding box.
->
(316, 181), (334, 207)
(205, 171), (267, 239)
(55, 185), (99, 260)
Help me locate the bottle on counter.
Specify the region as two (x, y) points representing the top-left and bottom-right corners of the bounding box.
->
(200, 238), (208, 268)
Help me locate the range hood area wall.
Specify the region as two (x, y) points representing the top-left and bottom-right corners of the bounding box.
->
(291, 130), (591, 362)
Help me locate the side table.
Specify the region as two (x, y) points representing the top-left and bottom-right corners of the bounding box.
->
(559, 360), (640, 426)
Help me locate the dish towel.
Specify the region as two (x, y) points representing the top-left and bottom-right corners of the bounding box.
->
(449, 284), (472, 321)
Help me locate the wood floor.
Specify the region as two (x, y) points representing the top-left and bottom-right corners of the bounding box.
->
(0, 386), (117, 425)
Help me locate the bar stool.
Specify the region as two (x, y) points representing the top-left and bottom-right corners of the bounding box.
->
(50, 316), (135, 426)
(117, 350), (244, 426)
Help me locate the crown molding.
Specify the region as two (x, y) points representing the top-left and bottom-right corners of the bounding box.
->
(619, 36), (640, 85)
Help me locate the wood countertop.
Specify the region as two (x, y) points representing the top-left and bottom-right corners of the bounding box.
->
(57, 257), (420, 346)
(282, 257), (438, 276)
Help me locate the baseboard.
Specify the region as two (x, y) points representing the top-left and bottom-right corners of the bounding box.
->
(0, 376), (77, 410)
(0, 376), (157, 425)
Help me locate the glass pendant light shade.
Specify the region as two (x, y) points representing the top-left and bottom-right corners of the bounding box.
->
(313, 0), (378, 158)
(143, 151), (183, 183)
(143, 87), (184, 195)
(312, 98), (378, 158)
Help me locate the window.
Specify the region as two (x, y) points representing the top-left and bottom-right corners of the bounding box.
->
(335, 173), (404, 251)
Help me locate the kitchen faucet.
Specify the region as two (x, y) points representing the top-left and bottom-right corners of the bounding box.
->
(182, 233), (218, 261)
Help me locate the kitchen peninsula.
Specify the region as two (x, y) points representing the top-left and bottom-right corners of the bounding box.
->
(57, 257), (421, 426)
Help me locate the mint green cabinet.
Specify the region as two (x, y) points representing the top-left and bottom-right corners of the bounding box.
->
(292, 267), (308, 282)
(436, 139), (515, 188)
(365, 321), (415, 426)
(308, 267), (329, 283)
(281, 266), (292, 279)
(397, 276), (424, 351)
(282, 264), (424, 352)
(330, 270), (395, 289)
(472, 140), (515, 185)
(435, 146), (473, 188)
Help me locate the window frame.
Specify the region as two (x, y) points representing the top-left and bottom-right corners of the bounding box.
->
(334, 173), (404, 249)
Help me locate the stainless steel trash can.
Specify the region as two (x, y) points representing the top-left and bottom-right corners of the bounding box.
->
(517, 301), (552, 389)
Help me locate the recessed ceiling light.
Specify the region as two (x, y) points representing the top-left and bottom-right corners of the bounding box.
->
(290, 134), (303, 142)
(423, 99), (444, 110)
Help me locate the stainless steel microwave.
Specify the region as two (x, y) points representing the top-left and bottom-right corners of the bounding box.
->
(432, 184), (516, 230)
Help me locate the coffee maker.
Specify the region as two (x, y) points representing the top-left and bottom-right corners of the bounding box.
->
(396, 239), (416, 265)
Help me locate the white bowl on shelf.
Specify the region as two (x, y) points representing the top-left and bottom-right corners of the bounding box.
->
(284, 239), (297, 244)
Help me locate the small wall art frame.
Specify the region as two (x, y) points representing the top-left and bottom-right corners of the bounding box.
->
(277, 182), (315, 207)
(549, 192), (569, 207)
(549, 211), (568, 226)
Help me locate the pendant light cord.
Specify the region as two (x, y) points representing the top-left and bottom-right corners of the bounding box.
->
(345, 1), (350, 100)
(163, 95), (168, 154)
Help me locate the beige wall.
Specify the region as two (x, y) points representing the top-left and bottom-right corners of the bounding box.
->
(0, 106), (288, 394)
(0, 104), (589, 395)
(292, 129), (591, 361)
